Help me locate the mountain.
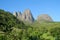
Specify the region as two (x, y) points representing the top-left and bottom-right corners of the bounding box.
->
(0, 9), (26, 32)
(13, 11), (22, 20)
(0, 9), (60, 40)
(13, 9), (34, 23)
(37, 14), (53, 22)
(22, 9), (34, 23)
(13, 9), (53, 23)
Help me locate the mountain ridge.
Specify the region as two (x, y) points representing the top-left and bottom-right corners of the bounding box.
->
(0, 9), (60, 40)
(13, 9), (34, 23)
(13, 9), (53, 23)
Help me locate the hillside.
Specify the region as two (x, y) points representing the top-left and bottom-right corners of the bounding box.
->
(0, 9), (28, 40)
(0, 9), (60, 40)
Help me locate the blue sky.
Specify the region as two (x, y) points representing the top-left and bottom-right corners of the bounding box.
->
(0, 0), (60, 21)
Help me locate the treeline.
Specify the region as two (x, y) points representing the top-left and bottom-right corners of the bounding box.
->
(0, 9), (60, 40)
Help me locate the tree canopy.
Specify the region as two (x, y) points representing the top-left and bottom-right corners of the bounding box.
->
(0, 9), (60, 40)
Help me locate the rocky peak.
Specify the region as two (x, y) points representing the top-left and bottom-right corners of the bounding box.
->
(13, 9), (34, 23)
(13, 11), (22, 20)
(23, 9), (31, 15)
(22, 9), (34, 23)
(37, 14), (53, 22)
(13, 12), (17, 17)
(17, 12), (22, 16)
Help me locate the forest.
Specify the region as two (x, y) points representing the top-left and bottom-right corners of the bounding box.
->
(0, 9), (60, 40)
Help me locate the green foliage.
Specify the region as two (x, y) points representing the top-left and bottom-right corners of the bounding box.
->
(0, 9), (60, 40)
(0, 9), (26, 33)
(0, 9), (15, 32)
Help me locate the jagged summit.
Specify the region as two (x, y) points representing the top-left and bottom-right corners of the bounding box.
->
(13, 9), (34, 23)
(22, 9), (34, 23)
(13, 12), (17, 17)
(13, 9), (53, 23)
(13, 11), (22, 20)
(37, 14), (53, 22)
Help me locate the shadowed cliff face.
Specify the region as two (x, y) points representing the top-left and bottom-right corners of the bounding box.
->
(13, 9), (34, 23)
(22, 9), (34, 23)
(37, 14), (53, 22)
(13, 12), (22, 20)
(13, 9), (53, 23)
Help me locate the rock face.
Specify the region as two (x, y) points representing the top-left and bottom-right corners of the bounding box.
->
(22, 9), (34, 23)
(13, 9), (53, 23)
(13, 9), (34, 23)
(13, 11), (22, 20)
(37, 14), (53, 22)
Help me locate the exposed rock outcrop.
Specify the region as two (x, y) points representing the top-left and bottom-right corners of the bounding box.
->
(13, 11), (22, 20)
(13, 9), (53, 23)
(22, 9), (34, 23)
(37, 14), (53, 22)
(13, 9), (34, 23)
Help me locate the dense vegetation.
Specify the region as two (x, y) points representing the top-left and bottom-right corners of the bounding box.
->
(0, 9), (60, 40)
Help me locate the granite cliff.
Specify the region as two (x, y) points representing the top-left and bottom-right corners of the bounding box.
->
(13, 9), (34, 23)
(37, 14), (53, 22)
(13, 9), (53, 23)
